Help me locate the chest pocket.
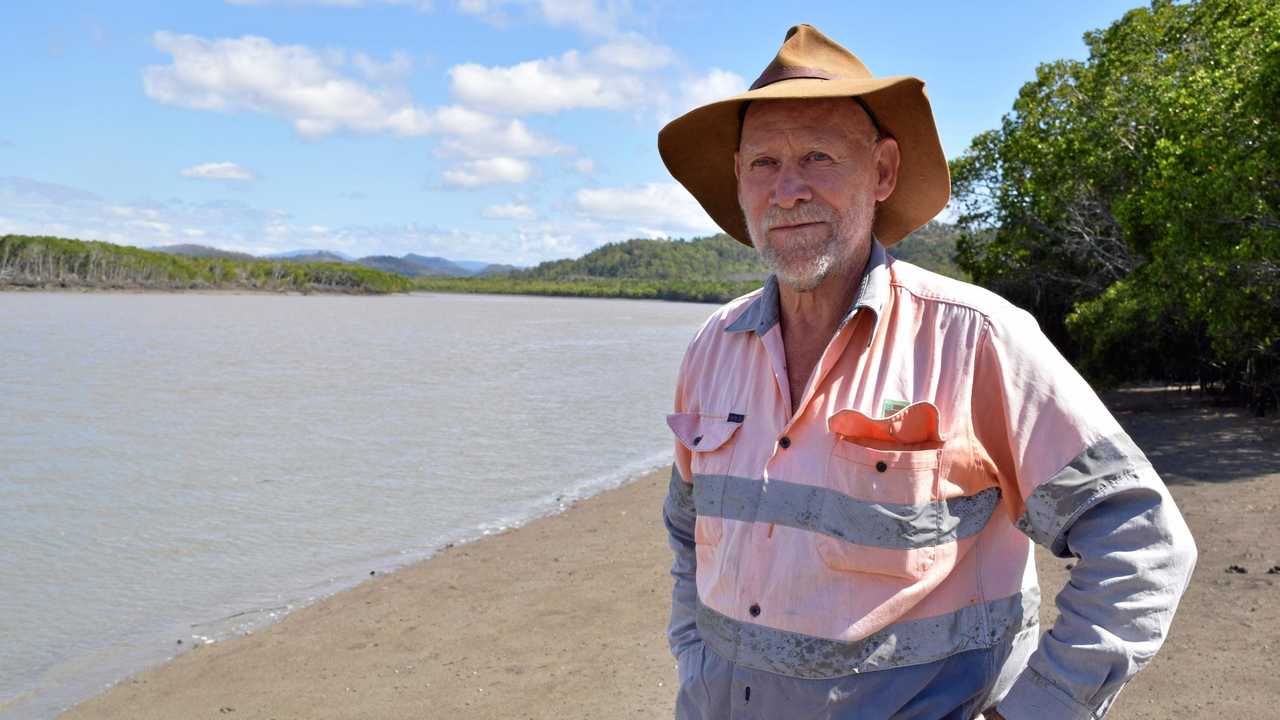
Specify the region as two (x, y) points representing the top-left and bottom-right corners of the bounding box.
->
(667, 412), (744, 548)
(817, 402), (945, 580)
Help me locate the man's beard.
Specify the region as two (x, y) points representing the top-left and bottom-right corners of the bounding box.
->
(745, 201), (872, 292)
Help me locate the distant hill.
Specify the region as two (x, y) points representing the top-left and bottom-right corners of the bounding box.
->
(1, 235), (415, 294)
(516, 234), (767, 282)
(356, 255), (432, 277)
(453, 260), (492, 273)
(353, 255), (473, 277)
(401, 254), (472, 277)
(266, 249), (355, 261)
(888, 221), (966, 280)
(151, 244), (257, 262)
(509, 223), (962, 283)
(271, 251), (351, 265)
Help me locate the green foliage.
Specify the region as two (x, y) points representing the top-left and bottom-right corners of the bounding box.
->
(415, 276), (762, 303)
(887, 221), (968, 280)
(0, 235), (416, 294)
(416, 233), (767, 303)
(951, 0), (1280, 412)
(422, 226), (965, 303)
(514, 234), (769, 282)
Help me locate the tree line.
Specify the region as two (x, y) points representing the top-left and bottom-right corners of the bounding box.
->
(950, 0), (1279, 413)
(0, 235), (416, 294)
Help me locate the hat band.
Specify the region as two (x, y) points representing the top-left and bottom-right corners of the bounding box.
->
(749, 65), (835, 90)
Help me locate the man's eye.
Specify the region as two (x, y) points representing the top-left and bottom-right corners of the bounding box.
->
(807, 151), (832, 162)
(750, 157), (775, 168)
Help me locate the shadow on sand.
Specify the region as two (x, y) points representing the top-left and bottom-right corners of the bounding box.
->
(1103, 387), (1280, 485)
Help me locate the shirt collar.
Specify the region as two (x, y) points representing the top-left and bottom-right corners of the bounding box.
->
(725, 235), (890, 338)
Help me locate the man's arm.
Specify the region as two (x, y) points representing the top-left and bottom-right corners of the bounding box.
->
(663, 462), (700, 659)
(973, 309), (1197, 719)
(664, 344), (701, 660)
(997, 479), (1196, 719)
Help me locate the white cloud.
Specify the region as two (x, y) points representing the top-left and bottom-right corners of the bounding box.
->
(181, 161), (256, 181)
(677, 68), (746, 116)
(431, 106), (565, 158)
(573, 157), (594, 174)
(455, 0), (629, 36)
(589, 33), (674, 70)
(448, 39), (729, 120)
(441, 157), (533, 187)
(141, 31), (567, 193)
(449, 50), (645, 114)
(575, 182), (717, 235)
(536, 0), (626, 36)
(482, 202), (536, 220)
(0, 176), (292, 251)
(0, 175), (668, 265)
(446, 35), (677, 116)
(143, 32), (437, 138)
(352, 50), (414, 83)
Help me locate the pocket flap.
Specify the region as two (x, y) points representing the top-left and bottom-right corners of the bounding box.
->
(828, 401), (944, 444)
(666, 412), (744, 452)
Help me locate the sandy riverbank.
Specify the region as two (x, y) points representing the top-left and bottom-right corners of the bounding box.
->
(60, 389), (1280, 719)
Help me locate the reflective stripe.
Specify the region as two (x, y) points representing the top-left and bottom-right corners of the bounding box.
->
(693, 474), (1000, 550)
(1016, 433), (1154, 554)
(666, 464), (696, 519)
(695, 589), (1039, 680)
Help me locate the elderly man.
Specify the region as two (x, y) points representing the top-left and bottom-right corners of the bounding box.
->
(657, 25), (1196, 720)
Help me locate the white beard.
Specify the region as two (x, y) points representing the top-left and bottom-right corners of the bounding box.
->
(746, 202), (872, 292)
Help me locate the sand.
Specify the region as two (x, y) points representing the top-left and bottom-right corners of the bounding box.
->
(59, 389), (1280, 719)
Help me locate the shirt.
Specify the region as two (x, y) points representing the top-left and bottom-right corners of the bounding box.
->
(663, 239), (1197, 719)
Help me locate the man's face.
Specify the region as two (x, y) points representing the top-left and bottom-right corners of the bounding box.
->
(735, 98), (896, 292)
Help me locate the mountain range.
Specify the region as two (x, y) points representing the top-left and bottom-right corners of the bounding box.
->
(149, 245), (516, 278)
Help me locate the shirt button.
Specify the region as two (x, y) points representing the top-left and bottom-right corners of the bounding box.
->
(778, 436), (791, 449)
(749, 603), (761, 617)
(875, 461), (888, 473)
(692, 435), (702, 447)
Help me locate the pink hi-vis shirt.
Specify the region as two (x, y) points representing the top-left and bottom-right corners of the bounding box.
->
(663, 241), (1196, 719)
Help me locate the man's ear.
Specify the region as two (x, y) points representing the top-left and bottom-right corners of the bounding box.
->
(733, 151), (741, 182)
(873, 138), (900, 202)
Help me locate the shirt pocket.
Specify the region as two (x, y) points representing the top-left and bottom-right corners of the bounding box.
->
(667, 412), (744, 548)
(816, 403), (945, 580)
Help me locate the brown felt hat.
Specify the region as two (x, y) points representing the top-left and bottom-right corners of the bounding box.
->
(658, 24), (949, 247)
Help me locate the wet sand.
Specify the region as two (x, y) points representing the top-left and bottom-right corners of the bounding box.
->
(60, 389), (1280, 719)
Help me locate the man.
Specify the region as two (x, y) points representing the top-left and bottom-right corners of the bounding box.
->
(657, 25), (1196, 720)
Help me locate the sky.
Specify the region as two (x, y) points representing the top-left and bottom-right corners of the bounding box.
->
(1, 1), (1145, 265)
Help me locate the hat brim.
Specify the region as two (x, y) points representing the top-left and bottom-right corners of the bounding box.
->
(658, 76), (949, 247)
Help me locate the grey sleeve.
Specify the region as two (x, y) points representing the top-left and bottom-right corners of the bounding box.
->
(663, 463), (701, 658)
(999, 466), (1197, 719)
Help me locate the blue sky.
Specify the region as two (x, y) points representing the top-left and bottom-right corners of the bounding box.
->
(1, 1), (1143, 264)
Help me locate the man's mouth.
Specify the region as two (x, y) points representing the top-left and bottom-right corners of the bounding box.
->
(768, 221), (825, 232)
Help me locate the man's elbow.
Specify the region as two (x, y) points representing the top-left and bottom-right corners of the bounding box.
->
(1167, 505), (1198, 596)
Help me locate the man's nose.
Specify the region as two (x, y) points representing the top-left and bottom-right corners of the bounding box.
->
(771, 162), (811, 208)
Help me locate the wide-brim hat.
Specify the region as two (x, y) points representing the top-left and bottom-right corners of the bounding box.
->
(658, 24), (949, 247)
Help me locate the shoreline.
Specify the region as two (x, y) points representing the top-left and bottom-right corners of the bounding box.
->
(0, 284), (729, 303)
(47, 393), (1280, 718)
(5, 453), (672, 720)
(57, 466), (682, 720)
(0, 283), (382, 296)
